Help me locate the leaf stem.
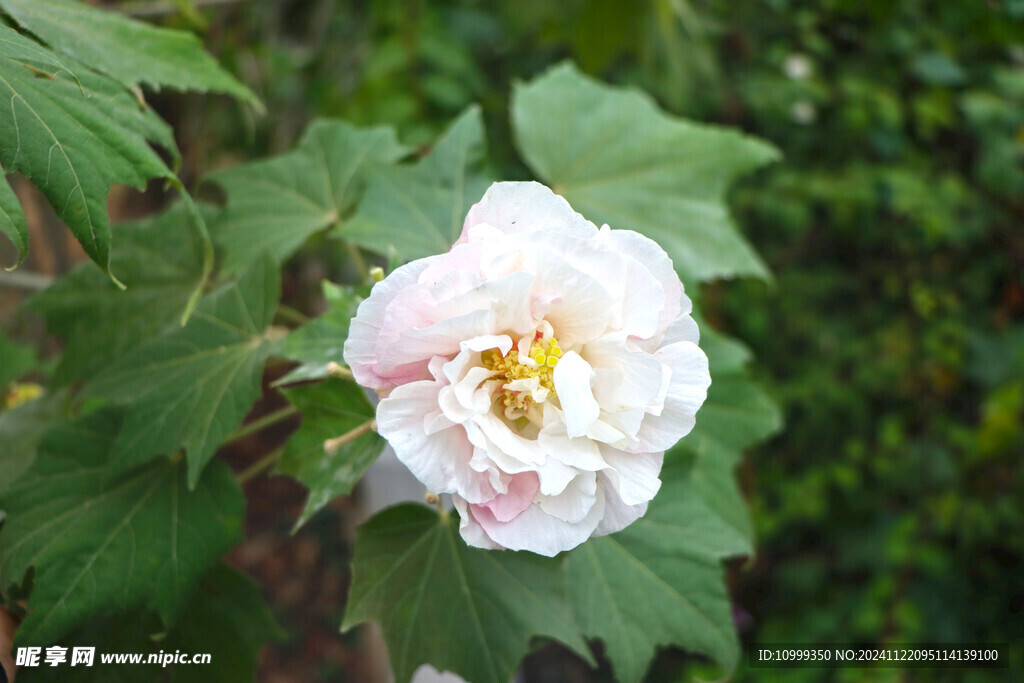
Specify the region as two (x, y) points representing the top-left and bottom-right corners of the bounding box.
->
(276, 304), (310, 326)
(237, 446), (284, 484)
(345, 241), (369, 284)
(224, 405), (298, 444)
(323, 418), (377, 454)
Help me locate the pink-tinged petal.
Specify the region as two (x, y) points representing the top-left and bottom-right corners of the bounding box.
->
(375, 271), (535, 380)
(598, 445), (663, 506)
(376, 380), (496, 504)
(633, 340), (711, 452)
(481, 471), (540, 523)
(344, 258), (432, 392)
(454, 496), (502, 550)
(465, 487), (606, 556)
(592, 473), (650, 536)
(553, 351), (600, 438)
(458, 181), (597, 243)
(537, 470), (598, 523)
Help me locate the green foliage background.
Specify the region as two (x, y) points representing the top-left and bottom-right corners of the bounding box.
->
(0, 0), (1021, 680)
(191, 0), (1019, 678)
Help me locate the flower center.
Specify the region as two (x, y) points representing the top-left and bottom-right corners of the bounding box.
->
(481, 335), (563, 420)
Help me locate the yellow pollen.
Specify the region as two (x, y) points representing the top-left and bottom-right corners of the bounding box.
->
(481, 336), (564, 417)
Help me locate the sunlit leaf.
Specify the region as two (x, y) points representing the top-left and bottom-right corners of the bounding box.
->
(513, 62), (779, 283)
(343, 105), (493, 260)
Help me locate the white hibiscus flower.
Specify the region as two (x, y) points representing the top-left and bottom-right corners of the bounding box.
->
(344, 181), (710, 556)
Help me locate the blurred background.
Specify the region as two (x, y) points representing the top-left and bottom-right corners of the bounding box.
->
(3, 0), (1022, 680)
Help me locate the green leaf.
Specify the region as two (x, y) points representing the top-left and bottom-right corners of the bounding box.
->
(681, 325), (782, 464)
(566, 454), (745, 682)
(17, 565), (281, 683)
(83, 254), (280, 486)
(0, 393), (63, 497)
(207, 120), (408, 274)
(28, 202), (208, 385)
(276, 280), (362, 384)
(0, 21), (73, 74)
(344, 504), (593, 683)
(278, 378), (384, 529)
(160, 563), (285, 683)
(343, 105), (493, 260)
(565, 325), (779, 682)
(0, 0), (259, 106)
(0, 171), (28, 269)
(0, 408), (245, 646)
(0, 330), (34, 388)
(0, 52), (177, 279)
(512, 62), (779, 283)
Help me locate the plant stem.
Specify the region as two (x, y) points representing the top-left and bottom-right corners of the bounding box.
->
(323, 418), (376, 454)
(237, 446), (284, 484)
(224, 405), (298, 444)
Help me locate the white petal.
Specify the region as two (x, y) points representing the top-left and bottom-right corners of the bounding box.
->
(599, 445), (663, 506)
(466, 487), (606, 556)
(601, 228), (685, 339)
(552, 351), (600, 438)
(538, 470), (597, 523)
(376, 381), (495, 504)
(538, 406), (607, 471)
(523, 251), (613, 346)
(633, 341), (711, 452)
(592, 473), (649, 536)
(458, 181), (598, 243)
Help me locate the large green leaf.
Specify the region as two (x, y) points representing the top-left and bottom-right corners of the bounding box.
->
(276, 280), (363, 384)
(0, 394), (63, 497)
(566, 453), (745, 683)
(564, 325), (779, 681)
(0, 44), (177, 278)
(84, 254), (280, 486)
(0, 409), (245, 646)
(160, 563), (285, 683)
(0, 0), (258, 105)
(29, 202), (208, 385)
(344, 504), (593, 683)
(0, 171), (27, 269)
(207, 120), (408, 274)
(18, 564), (283, 683)
(512, 62), (779, 283)
(278, 378), (384, 529)
(343, 105), (493, 260)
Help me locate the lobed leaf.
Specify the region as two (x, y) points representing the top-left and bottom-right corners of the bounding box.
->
(344, 504), (593, 683)
(343, 105), (493, 260)
(28, 202), (209, 385)
(0, 0), (259, 106)
(278, 378), (384, 530)
(276, 280), (363, 385)
(0, 409), (245, 646)
(512, 62), (780, 283)
(84, 254), (281, 486)
(0, 170), (27, 269)
(207, 120), (408, 274)
(0, 52), (177, 278)
(16, 563), (283, 683)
